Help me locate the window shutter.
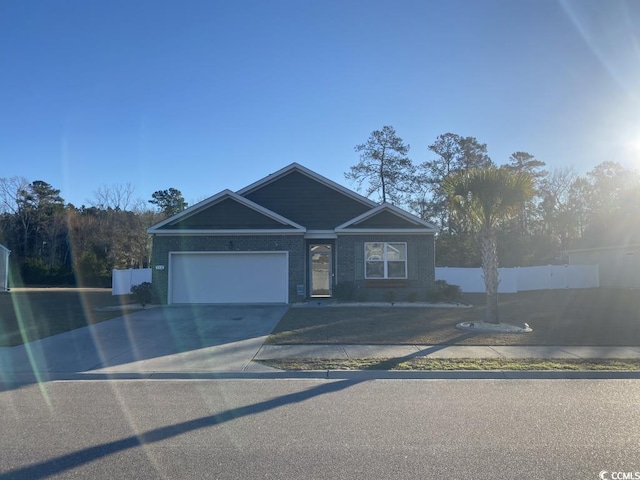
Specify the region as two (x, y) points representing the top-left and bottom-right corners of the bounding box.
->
(354, 242), (363, 279)
(408, 241), (418, 279)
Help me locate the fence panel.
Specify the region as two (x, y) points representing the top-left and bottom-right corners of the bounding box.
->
(112, 268), (152, 295)
(498, 268), (519, 293)
(517, 265), (551, 291)
(549, 265), (568, 289)
(437, 265), (599, 293)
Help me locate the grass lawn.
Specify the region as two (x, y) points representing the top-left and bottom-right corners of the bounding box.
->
(0, 289), (139, 347)
(266, 289), (640, 346)
(259, 358), (640, 371)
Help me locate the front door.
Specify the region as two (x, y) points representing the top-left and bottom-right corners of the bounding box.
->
(310, 244), (332, 297)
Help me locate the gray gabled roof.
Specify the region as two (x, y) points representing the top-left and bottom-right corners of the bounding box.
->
(147, 164), (438, 235)
(237, 163), (378, 230)
(237, 163), (377, 208)
(147, 190), (306, 234)
(335, 203), (438, 234)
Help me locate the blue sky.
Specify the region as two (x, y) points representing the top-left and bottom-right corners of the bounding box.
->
(1, 0), (639, 208)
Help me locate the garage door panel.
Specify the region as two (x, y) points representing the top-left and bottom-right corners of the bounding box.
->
(170, 252), (288, 304)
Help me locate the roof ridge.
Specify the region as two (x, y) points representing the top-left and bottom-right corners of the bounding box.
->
(236, 163), (378, 208)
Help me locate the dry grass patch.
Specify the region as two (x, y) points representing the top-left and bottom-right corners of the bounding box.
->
(0, 290), (139, 346)
(267, 289), (640, 346)
(259, 358), (640, 371)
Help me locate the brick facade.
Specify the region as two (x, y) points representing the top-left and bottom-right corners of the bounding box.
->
(151, 233), (435, 304)
(336, 234), (435, 302)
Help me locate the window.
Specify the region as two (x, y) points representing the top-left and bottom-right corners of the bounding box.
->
(364, 242), (407, 279)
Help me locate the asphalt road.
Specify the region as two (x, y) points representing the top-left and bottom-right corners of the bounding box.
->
(1, 379), (639, 479)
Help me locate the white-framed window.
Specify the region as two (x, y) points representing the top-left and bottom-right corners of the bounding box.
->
(364, 242), (407, 279)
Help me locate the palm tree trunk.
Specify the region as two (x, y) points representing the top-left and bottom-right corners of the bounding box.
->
(480, 227), (499, 323)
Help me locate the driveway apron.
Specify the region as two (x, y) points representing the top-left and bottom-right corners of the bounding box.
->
(0, 305), (288, 378)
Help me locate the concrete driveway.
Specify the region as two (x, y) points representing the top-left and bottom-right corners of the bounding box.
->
(0, 305), (288, 379)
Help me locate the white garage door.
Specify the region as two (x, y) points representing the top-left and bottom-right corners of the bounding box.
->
(170, 252), (288, 304)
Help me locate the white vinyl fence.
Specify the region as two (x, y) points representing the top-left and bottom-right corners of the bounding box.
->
(435, 265), (599, 293)
(112, 268), (152, 295)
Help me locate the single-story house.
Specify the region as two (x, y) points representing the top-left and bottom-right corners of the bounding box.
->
(148, 163), (438, 304)
(568, 244), (640, 288)
(0, 243), (10, 292)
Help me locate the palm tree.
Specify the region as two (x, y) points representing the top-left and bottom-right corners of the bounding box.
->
(443, 167), (534, 323)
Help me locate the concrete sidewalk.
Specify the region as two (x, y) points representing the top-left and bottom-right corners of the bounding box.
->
(255, 344), (640, 360)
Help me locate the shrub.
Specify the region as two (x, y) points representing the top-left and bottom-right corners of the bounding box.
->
(383, 290), (396, 303)
(131, 282), (154, 307)
(427, 280), (463, 303)
(333, 282), (357, 301)
(406, 291), (418, 303)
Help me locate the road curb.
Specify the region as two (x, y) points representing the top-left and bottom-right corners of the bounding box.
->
(3, 369), (640, 385)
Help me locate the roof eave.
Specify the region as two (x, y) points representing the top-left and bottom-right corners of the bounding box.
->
(335, 228), (437, 235)
(149, 228), (307, 236)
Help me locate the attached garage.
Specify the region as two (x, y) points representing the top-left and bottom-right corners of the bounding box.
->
(169, 251), (289, 304)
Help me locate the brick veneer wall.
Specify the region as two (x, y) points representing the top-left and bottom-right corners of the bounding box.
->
(150, 234), (306, 304)
(335, 234), (435, 301)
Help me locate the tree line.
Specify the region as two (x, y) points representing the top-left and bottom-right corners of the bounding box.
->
(0, 179), (187, 286)
(347, 126), (640, 267)
(2, 126), (639, 287)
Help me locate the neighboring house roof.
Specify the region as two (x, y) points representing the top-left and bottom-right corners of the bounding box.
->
(148, 164), (438, 235)
(566, 244), (640, 254)
(0, 244), (10, 254)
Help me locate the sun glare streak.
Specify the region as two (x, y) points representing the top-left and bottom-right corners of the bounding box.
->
(83, 311), (168, 477)
(624, 138), (640, 164)
(560, 0), (640, 101)
(77, 280), (168, 476)
(60, 227), (167, 477)
(560, 1), (640, 169)
(6, 289), (53, 409)
(621, 0), (640, 62)
(96, 379), (169, 479)
(613, 124), (640, 170)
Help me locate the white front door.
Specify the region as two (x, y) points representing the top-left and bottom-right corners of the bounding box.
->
(310, 244), (332, 297)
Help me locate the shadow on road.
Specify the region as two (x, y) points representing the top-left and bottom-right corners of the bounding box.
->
(0, 378), (362, 480)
